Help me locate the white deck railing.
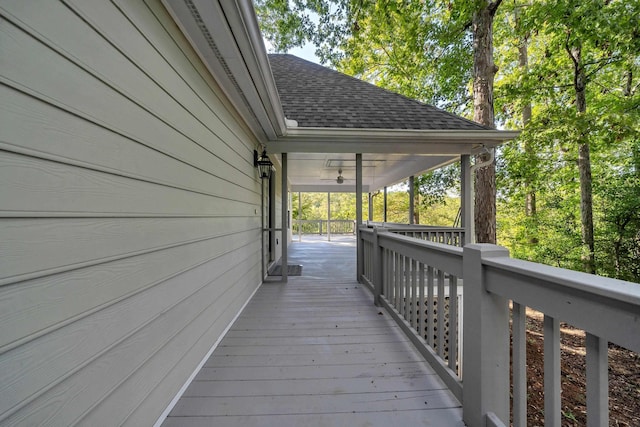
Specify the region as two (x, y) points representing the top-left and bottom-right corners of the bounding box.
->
(293, 219), (356, 235)
(358, 225), (640, 427)
(364, 222), (466, 247)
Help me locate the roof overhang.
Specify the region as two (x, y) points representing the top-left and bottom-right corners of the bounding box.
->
(268, 127), (520, 154)
(162, 0), (287, 140)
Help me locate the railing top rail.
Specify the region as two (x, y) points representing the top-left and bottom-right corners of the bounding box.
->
(390, 227), (465, 233)
(482, 253), (640, 307)
(364, 222), (464, 231)
(378, 231), (463, 256)
(378, 231), (464, 277)
(297, 219), (355, 222)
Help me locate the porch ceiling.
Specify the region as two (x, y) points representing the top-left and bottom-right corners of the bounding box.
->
(276, 152), (457, 193)
(268, 127), (517, 193)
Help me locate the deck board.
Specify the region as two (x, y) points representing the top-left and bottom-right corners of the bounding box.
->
(162, 236), (463, 426)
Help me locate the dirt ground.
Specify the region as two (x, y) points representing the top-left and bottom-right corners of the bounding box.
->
(515, 308), (640, 426)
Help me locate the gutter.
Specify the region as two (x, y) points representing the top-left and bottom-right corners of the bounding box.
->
(268, 127), (521, 154)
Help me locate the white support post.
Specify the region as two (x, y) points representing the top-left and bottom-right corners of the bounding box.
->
(356, 153), (363, 282)
(298, 191), (302, 242)
(373, 227), (386, 307)
(368, 193), (373, 221)
(327, 192), (331, 242)
(586, 333), (608, 427)
(461, 155), (472, 245)
(281, 153), (288, 282)
(462, 244), (510, 427)
(409, 175), (415, 224)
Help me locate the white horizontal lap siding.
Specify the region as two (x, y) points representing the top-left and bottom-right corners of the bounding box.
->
(0, 0), (263, 425)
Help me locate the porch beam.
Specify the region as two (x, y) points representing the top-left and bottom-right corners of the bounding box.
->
(356, 153), (363, 282)
(291, 184), (370, 193)
(269, 128), (520, 154)
(281, 153), (288, 282)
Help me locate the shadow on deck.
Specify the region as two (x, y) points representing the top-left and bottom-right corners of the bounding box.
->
(162, 236), (464, 426)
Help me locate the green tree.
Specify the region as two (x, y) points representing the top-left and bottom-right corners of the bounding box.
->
(495, 0), (640, 279)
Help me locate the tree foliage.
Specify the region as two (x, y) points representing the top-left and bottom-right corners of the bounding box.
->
(495, 0), (640, 279)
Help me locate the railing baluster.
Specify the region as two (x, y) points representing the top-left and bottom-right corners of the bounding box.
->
(512, 302), (527, 427)
(395, 252), (401, 311)
(381, 248), (387, 298)
(368, 241), (371, 280)
(385, 248), (391, 299)
(364, 242), (373, 283)
(363, 241), (368, 281)
(368, 241), (372, 280)
(419, 262), (425, 338)
(387, 249), (393, 303)
(411, 259), (417, 330)
(390, 249), (394, 302)
(448, 275), (458, 373)
(437, 269), (445, 358)
(586, 333), (608, 427)
(544, 315), (561, 427)
(427, 265), (434, 347)
(404, 256), (410, 321)
(397, 254), (401, 314)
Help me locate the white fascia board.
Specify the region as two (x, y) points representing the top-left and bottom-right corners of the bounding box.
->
(162, 0), (286, 141)
(223, 0), (287, 136)
(268, 127), (520, 154)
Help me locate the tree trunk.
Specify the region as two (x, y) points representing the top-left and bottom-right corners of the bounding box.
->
(518, 30), (540, 246)
(570, 44), (596, 274)
(473, 1), (501, 244)
(519, 37), (535, 217)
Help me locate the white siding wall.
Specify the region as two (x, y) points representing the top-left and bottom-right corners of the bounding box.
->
(0, 1), (267, 425)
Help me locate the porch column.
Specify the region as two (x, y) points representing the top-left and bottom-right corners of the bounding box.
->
(356, 153), (363, 282)
(327, 192), (331, 242)
(409, 175), (415, 224)
(281, 153), (288, 282)
(298, 191), (302, 242)
(368, 192), (373, 221)
(460, 155), (472, 245)
(383, 186), (388, 222)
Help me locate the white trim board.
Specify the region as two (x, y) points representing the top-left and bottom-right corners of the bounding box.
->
(153, 281), (263, 427)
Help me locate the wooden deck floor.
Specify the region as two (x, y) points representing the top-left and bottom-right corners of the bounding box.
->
(162, 236), (464, 426)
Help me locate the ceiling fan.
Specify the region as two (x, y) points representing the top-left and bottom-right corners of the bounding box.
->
(336, 169), (344, 184)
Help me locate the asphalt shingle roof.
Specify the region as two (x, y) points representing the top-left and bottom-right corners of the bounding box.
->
(268, 54), (487, 130)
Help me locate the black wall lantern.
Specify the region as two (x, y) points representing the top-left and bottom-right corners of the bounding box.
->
(254, 149), (273, 179)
